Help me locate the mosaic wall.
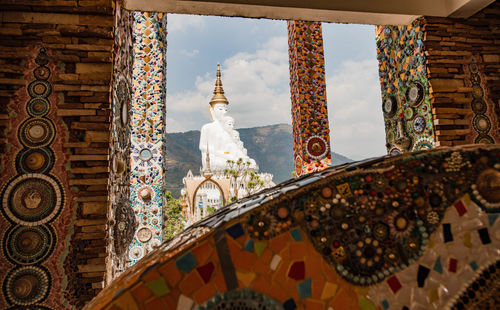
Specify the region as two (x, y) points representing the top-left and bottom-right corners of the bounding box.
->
(127, 12), (167, 265)
(376, 22), (436, 155)
(107, 5), (136, 280)
(463, 56), (499, 144)
(0, 48), (75, 308)
(86, 144), (500, 310)
(287, 21), (332, 176)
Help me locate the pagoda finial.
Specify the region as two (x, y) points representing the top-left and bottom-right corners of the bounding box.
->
(209, 63), (229, 107)
(203, 143), (213, 178)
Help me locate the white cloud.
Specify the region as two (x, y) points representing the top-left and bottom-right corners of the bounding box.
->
(327, 59), (387, 160)
(167, 14), (205, 32)
(165, 34), (387, 161)
(179, 49), (199, 57)
(166, 36), (291, 132)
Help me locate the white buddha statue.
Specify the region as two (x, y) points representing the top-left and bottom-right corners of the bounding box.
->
(199, 64), (257, 171)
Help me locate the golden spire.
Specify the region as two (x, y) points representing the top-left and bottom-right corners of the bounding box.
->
(209, 63), (229, 107)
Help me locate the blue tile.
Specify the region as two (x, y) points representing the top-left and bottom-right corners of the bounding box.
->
(433, 256), (443, 274)
(175, 251), (198, 273)
(381, 300), (389, 310)
(469, 261), (478, 271)
(297, 278), (312, 299)
(290, 228), (302, 241)
(226, 223), (245, 239)
(243, 239), (254, 253)
(488, 214), (499, 226)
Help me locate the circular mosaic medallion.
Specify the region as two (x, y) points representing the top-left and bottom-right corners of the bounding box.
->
(3, 266), (51, 306)
(469, 63), (479, 74)
(404, 107), (414, 120)
(129, 246), (144, 260)
(383, 96), (397, 118)
(139, 148), (153, 161)
(414, 138), (433, 151)
(3, 224), (56, 264)
(306, 136), (327, 159)
(137, 227), (152, 243)
(18, 118), (55, 148)
(35, 48), (49, 66)
(199, 289), (283, 310)
(16, 148), (54, 174)
(389, 147), (401, 156)
(471, 99), (487, 114)
(472, 84), (483, 99)
(473, 115), (491, 133)
(412, 116), (426, 134)
(33, 66), (50, 81)
(28, 80), (51, 98)
(406, 81), (424, 106)
(0, 174), (64, 226)
(26, 98), (50, 117)
(475, 135), (494, 144)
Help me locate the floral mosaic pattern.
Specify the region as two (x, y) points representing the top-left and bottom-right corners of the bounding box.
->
(376, 21), (436, 154)
(85, 145), (500, 310)
(128, 12), (167, 265)
(287, 21), (331, 176)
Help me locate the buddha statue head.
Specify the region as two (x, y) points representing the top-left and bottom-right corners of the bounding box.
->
(222, 116), (235, 131)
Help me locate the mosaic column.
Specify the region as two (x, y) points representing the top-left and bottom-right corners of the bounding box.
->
(287, 21), (331, 177)
(375, 23), (436, 154)
(128, 12), (167, 265)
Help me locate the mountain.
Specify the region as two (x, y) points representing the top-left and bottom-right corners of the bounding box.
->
(165, 124), (352, 197)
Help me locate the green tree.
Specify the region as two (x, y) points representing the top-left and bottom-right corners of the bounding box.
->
(224, 158), (265, 201)
(163, 190), (185, 240)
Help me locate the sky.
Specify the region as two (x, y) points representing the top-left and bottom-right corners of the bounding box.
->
(165, 14), (387, 160)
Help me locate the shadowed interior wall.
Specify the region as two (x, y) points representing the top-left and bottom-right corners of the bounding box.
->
(0, 0), (114, 308)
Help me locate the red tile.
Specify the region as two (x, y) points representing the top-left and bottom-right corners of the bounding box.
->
(454, 200), (467, 216)
(449, 258), (458, 273)
(387, 276), (402, 294)
(196, 262), (215, 284)
(288, 261), (305, 280)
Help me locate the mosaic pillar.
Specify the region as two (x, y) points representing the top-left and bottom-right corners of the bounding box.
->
(287, 21), (331, 177)
(128, 12), (167, 265)
(375, 22), (436, 154)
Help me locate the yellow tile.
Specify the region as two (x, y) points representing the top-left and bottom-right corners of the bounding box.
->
(321, 281), (338, 300)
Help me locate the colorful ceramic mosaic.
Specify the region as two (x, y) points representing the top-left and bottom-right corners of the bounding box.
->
(0, 48), (75, 308)
(287, 21), (331, 176)
(108, 6), (136, 278)
(85, 145), (500, 310)
(128, 12), (167, 265)
(376, 22), (436, 155)
(463, 56), (499, 144)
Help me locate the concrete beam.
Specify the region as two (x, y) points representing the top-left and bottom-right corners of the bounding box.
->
(123, 0), (490, 25)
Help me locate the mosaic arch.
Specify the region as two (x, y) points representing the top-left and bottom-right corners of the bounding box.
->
(86, 144), (500, 310)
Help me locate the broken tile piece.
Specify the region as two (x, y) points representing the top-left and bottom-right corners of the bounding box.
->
(443, 223), (453, 243)
(478, 228), (491, 244)
(226, 223), (245, 239)
(177, 294), (195, 310)
(196, 262), (215, 284)
(297, 278), (312, 299)
(145, 277), (170, 296)
(290, 228), (302, 241)
(488, 214), (499, 226)
(283, 298), (297, 310)
(288, 261), (305, 280)
(433, 256), (443, 274)
(270, 254), (281, 271)
(243, 239), (254, 252)
(254, 241), (267, 257)
(320, 282), (338, 300)
(417, 265), (430, 288)
(454, 200), (467, 216)
(449, 258), (458, 273)
(176, 252), (198, 273)
(386, 275), (402, 294)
